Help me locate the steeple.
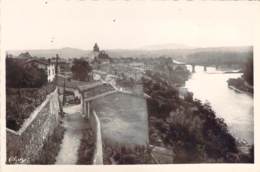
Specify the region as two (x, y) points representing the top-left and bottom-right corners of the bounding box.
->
(93, 43), (100, 52)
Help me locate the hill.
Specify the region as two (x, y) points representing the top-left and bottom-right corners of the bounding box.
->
(7, 46), (253, 66)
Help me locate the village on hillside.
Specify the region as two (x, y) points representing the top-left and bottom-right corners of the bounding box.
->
(6, 43), (253, 164)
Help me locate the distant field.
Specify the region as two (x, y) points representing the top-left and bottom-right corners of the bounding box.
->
(91, 90), (149, 146)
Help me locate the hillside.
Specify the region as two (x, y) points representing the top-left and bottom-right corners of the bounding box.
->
(7, 46), (253, 65)
(139, 43), (194, 50)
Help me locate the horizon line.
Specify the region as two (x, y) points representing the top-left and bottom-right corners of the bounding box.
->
(6, 45), (254, 52)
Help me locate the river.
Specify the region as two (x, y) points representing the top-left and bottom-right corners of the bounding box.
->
(185, 65), (254, 148)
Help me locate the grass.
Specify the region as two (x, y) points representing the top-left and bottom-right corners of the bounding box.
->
(91, 91), (149, 146)
(77, 124), (95, 164)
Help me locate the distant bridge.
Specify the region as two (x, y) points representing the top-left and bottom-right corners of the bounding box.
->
(172, 59), (219, 73)
(189, 64), (220, 73)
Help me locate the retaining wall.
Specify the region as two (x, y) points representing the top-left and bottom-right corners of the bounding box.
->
(89, 110), (103, 165)
(6, 89), (60, 164)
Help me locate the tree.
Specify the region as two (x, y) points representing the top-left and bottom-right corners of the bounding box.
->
(71, 59), (92, 81)
(243, 57), (253, 85)
(6, 57), (47, 88)
(18, 52), (32, 59)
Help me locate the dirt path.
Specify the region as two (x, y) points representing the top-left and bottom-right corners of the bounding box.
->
(55, 104), (89, 164)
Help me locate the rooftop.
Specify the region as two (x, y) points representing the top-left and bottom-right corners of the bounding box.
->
(77, 81), (104, 92)
(23, 59), (49, 66)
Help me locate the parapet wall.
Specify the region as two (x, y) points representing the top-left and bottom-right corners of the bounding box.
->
(6, 89), (60, 164)
(89, 110), (103, 164)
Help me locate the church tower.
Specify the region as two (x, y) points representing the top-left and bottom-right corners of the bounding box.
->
(93, 43), (100, 52)
(91, 43), (100, 60)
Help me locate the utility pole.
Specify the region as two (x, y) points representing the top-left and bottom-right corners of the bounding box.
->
(62, 77), (66, 106)
(54, 54), (59, 86)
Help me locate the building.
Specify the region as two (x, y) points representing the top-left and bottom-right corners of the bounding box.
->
(91, 43), (100, 60)
(89, 43), (112, 64)
(47, 62), (56, 82)
(23, 59), (56, 82)
(77, 81), (116, 118)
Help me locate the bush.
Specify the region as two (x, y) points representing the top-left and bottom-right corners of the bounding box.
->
(77, 124), (95, 164)
(103, 144), (154, 164)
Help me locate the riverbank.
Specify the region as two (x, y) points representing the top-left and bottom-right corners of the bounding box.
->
(185, 67), (254, 163)
(228, 85), (253, 97)
(142, 72), (253, 163)
(227, 78), (253, 96)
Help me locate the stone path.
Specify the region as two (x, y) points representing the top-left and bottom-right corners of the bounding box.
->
(55, 104), (89, 164)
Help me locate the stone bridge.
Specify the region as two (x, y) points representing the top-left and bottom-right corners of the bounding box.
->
(188, 64), (219, 73)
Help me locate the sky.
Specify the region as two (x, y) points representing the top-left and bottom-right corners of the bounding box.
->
(2, 0), (259, 50)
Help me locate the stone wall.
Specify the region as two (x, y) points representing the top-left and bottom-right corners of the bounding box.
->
(6, 89), (60, 164)
(89, 110), (103, 164)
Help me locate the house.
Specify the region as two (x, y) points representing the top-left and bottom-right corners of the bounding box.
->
(129, 62), (145, 68)
(23, 59), (56, 82)
(77, 81), (116, 118)
(92, 70), (119, 81)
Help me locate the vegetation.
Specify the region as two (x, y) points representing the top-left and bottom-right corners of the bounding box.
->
(31, 125), (65, 164)
(6, 56), (56, 131)
(243, 57), (253, 85)
(6, 57), (47, 88)
(142, 75), (253, 163)
(227, 56), (253, 94)
(103, 144), (155, 164)
(71, 59), (92, 81)
(6, 83), (56, 131)
(228, 78), (253, 94)
(183, 48), (253, 67)
(17, 52), (33, 58)
(145, 57), (190, 86)
(77, 125), (95, 164)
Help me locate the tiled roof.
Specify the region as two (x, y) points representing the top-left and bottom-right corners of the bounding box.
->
(77, 81), (104, 92)
(24, 59), (49, 66)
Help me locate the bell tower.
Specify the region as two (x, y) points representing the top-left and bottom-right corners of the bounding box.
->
(91, 43), (100, 60)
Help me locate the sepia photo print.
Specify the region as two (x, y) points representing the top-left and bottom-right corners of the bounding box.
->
(2, 0), (257, 166)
